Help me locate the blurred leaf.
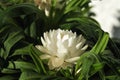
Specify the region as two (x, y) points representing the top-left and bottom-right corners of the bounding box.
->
(64, 0), (90, 14)
(0, 75), (18, 80)
(101, 53), (120, 75)
(1, 68), (19, 74)
(0, 9), (5, 26)
(108, 39), (120, 58)
(105, 75), (120, 80)
(5, 3), (44, 17)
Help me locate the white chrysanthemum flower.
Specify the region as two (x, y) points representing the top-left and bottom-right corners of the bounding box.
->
(34, 0), (51, 16)
(36, 29), (88, 69)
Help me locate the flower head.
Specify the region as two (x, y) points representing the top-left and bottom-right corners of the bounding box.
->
(34, 0), (51, 16)
(36, 29), (88, 69)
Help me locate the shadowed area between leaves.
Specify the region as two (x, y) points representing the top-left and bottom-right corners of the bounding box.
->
(112, 10), (120, 39)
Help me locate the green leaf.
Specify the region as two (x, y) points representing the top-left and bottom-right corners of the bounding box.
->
(90, 31), (109, 54)
(4, 31), (24, 58)
(19, 71), (41, 80)
(67, 17), (101, 42)
(76, 51), (106, 80)
(11, 44), (32, 57)
(77, 53), (95, 80)
(1, 68), (19, 74)
(66, 17), (100, 28)
(0, 26), (10, 42)
(59, 68), (73, 79)
(29, 21), (37, 39)
(19, 70), (69, 80)
(8, 61), (37, 72)
(30, 46), (47, 74)
(90, 62), (105, 76)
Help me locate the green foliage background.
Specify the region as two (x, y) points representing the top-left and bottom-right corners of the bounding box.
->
(0, 0), (120, 80)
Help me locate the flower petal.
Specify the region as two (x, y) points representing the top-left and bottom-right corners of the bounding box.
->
(35, 45), (51, 55)
(81, 45), (88, 51)
(48, 57), (64, 69)
(65, 57), (80, 63)
(40, 54), (51, 59)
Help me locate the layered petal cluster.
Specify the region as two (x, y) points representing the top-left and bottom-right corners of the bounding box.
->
(34, 0), (51, 16)
(36, 29), (88, 69)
